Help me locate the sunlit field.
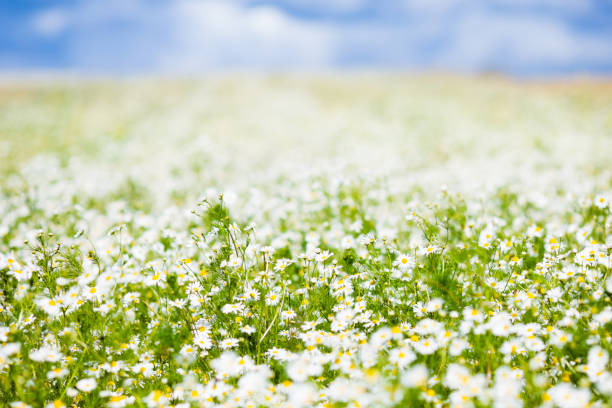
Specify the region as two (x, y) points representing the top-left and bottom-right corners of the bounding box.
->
(1, 75), (612, 408)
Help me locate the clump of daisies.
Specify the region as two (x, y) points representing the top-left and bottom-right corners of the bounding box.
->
(1, 86), (612, 408)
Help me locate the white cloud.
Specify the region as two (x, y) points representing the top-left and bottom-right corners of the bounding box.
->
(491, 0), (593, 13)
(435, 11), (612, 71)
(268, 0), (368, 14)
(31, 8), (69, 37)
(403, 0), (467, 14)
(21, 0), (612, 74)
(159, 0), (337, 71)
(403, 0), (593, 14)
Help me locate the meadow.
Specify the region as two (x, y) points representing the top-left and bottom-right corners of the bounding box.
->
(0, 75), (611, 408)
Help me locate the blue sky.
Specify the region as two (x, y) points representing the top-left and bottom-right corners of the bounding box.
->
(1, 0), (612, 75)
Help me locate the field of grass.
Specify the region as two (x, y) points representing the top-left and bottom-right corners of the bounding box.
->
(0, 75), (611, 408)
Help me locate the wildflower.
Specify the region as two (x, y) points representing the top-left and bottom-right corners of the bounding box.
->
(594, 194), (608, 209)
(287, 356), (322, 381)
(315, 250), (332, 263)
(29, 346), (63, 363)
(426, 298), (444, 313)
(389, 347), (416, 368)
(341, 236), (355, 249)
(547, 383), (590, 408)
(414, 338), (439, 355)
(240, 325), (256, 334)
(527, 225), (544, 238)
(10, 403), (32, 408)
(132, 362), (155, 377)
(219, 338), (239, 350)
(479, 227), (495, 249)
(223, 254), (242, 268)
(275, 259), (292, 272)
(105, 393), (135, 408)
(47, 367), (69, 379)
(401, 364), (428, 387)
(420, 245), (441, 256)
(547, 287), (563, 302)
(35, 297), (62, 316)
(500, 239), (513, 253)
(449, 338), (469, 356)
(265, 291), (281, 305)
(281, 309), (297, 321)
(550, 331), (572, 347)
(7, 265), (32, 281)
(529, 352), (547, 370)
(463, 307), (485, 323)
(393, 254), (415, 270)
(243, 287), (260, 301)
(75, 378), (97, 393)
(143, 390), (170, 407)
(221, 303), (244, 314)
